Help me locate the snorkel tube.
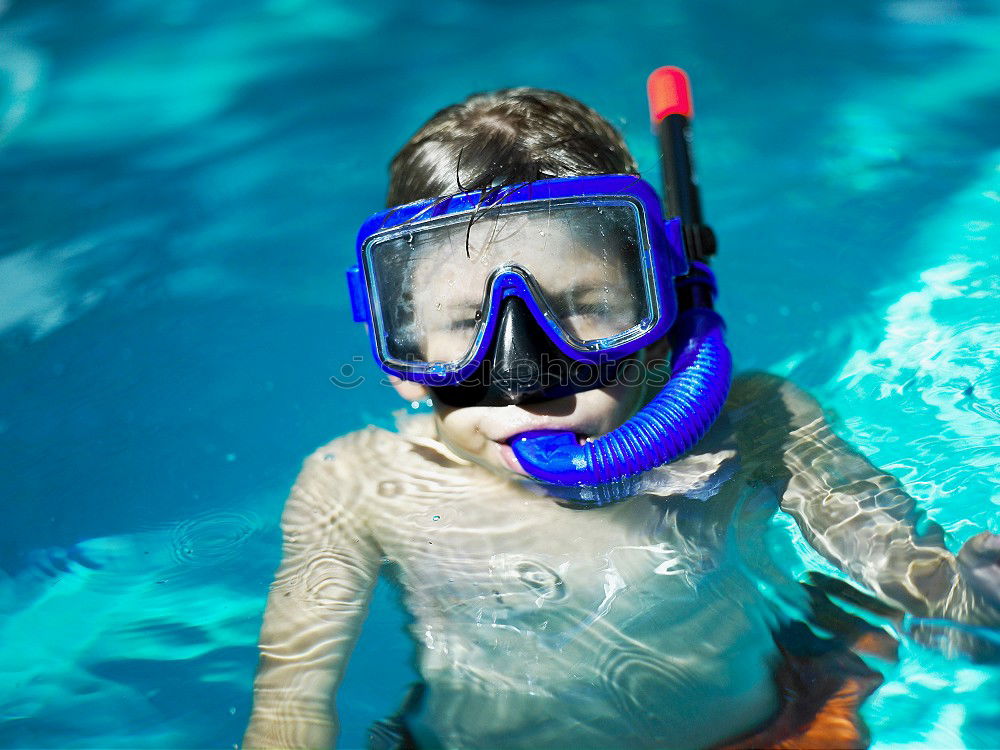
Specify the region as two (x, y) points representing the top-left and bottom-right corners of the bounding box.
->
(510, 67), (733, 503)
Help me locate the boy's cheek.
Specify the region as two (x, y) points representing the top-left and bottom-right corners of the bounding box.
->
(390, 376), (429, 402)
(431, 403), (492, 458)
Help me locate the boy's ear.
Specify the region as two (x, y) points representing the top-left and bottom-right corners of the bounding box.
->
(389, 375), (429, 402)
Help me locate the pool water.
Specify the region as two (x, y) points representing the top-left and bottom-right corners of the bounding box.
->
(1, 0), (998, 747)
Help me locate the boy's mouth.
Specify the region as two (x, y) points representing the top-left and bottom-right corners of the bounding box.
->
(498, 432), (591, 475)
(500, 432), (590, 447)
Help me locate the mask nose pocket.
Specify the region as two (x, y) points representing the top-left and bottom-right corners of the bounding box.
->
(489, 297), (556, 398)
(430, 296), (614, 408)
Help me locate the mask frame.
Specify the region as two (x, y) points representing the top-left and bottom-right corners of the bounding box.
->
(347, 175), (687, 387)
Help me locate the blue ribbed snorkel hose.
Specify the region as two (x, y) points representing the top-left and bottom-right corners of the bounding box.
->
(510, 67), (733, 505)
(510, 270), (731, 492)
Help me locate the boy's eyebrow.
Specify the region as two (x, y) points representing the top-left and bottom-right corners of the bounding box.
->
(443, 299), (483, 313)
(438, 280), (612, 315)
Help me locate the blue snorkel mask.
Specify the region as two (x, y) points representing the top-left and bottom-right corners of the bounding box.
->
(346, 67), (732, 505)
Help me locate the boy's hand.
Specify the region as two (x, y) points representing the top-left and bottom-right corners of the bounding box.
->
(905, 532), (1000, 664)
(958, 531), (1000, 624)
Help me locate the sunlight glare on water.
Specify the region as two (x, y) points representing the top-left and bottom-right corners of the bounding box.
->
(1, 1), (998, 748)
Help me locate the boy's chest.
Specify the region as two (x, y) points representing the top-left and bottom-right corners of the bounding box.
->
(376, 451), (768, 633)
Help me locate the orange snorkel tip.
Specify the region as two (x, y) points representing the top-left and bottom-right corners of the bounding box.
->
(647, 65), (715, 262)
(647, 66), (693, 126)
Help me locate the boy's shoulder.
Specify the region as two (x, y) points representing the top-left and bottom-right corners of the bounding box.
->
(721, 372), (828, 475)
(727, 371), (824, 427)
(300, 413), (466, 485)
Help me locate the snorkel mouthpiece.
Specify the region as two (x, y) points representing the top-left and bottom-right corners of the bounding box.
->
(510, 67), (733, 505)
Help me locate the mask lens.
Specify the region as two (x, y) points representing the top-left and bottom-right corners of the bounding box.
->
(364, 197), (655, 369)
(366, 218), (488, 366)
(530, 203), (648, 343)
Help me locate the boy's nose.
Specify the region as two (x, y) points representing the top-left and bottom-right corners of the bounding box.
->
(431, 296), (609, 408)
(488, 297), (555, 402)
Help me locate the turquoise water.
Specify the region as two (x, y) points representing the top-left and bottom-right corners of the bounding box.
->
(1, 0), (998, 747)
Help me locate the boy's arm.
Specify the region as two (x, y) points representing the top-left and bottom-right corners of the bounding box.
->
(731, 375), (999, 634)
(243, 442), (381, 749)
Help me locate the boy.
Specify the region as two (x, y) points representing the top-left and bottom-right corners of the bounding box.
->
(244, 87), (999, 749)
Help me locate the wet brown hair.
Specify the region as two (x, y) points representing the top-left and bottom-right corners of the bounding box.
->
(387, 88), (639, 207)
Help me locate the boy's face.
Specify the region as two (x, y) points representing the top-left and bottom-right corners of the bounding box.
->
(388, 206), (663, 477)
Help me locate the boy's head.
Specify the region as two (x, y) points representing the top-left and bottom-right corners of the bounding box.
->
(387, 88), (639, 206)
(384, 88), (661, 478)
